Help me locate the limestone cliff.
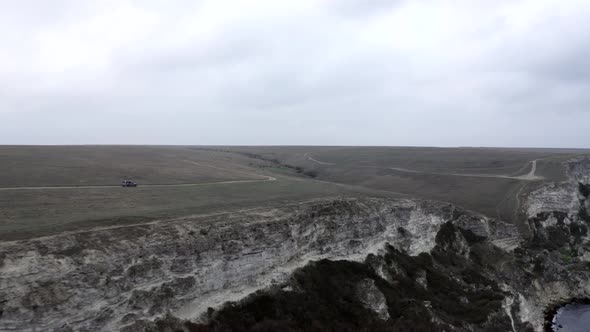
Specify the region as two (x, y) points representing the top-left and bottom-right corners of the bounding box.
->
(0, 198), (476, 331)
(1, 158), (589, 332)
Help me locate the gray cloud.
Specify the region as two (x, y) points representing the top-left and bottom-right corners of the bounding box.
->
(1, 0), (589, 147)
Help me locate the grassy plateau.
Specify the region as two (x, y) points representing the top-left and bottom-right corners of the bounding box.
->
(0, 145), (587, 240)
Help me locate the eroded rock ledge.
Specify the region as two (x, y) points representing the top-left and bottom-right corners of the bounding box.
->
(0, 197), (464, 331)
(1, 158), (589, 332)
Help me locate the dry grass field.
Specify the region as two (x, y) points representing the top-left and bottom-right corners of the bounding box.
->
(0, 146), (265, 187)
(1, 145), (588, 240)
(216, 146), (588, 225)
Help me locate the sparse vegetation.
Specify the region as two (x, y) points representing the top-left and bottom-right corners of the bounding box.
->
(561, 248), (574, 264)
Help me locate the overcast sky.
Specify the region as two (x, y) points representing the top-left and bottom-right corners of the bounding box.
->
(1, 0), (589, 147)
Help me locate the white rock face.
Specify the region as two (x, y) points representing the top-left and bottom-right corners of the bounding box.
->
(0, 198), (457, 332)
(517, 157), (590, 332)
(526, 157), (590, 220)
(356, 278), (390, 321)
(566, 157), (590, 184)
(519, 280), (590, 332)
(526, 182), (580, 217)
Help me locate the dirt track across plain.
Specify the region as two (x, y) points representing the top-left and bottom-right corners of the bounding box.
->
(0, 161), (276, 191)
(304, 153), (335, 165)
(305, 150), (544, 181)
(390, 159), (542, 181)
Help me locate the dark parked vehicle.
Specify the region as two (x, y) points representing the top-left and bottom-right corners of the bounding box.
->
(121, 180), (137, 187)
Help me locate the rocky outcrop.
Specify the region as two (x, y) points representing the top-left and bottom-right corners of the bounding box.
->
(137, 213), (533, 332)
(356, 278), (390, 321)
(0, 198), (472, 331)
(518, 157), (590, 331)
(149, 157), (590, 332)
(1, 157), (589, 332)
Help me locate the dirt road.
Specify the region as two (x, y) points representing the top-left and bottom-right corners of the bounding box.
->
(304, 153), (335, 165)
(304, 151), (543, 181)
(390, 159), (542, 181)
(0, 161), (276, 191)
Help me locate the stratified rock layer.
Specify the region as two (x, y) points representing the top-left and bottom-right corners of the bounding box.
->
(1, 157), (589, 332)
(0, 197), (469, 331)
